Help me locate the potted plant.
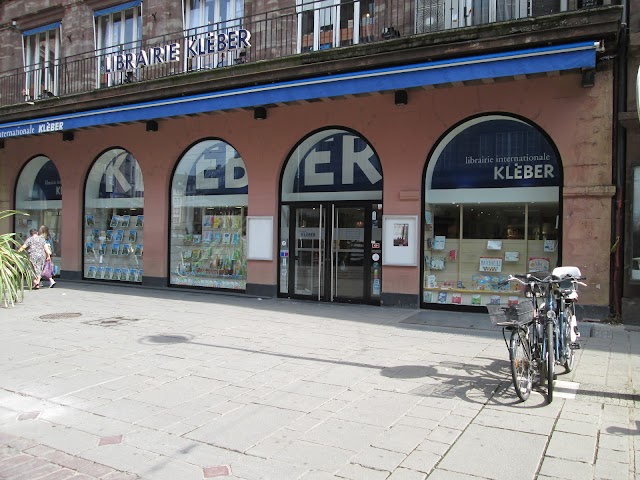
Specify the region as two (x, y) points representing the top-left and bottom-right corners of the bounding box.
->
(0, 210), (34, 307)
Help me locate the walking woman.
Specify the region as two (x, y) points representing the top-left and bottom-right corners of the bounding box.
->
(18, 229), (51, 290)
(39, 225), (56, 287)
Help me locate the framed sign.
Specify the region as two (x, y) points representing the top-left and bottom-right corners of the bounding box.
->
(382, 215), (418, 266)
(246, 216), (274, 260)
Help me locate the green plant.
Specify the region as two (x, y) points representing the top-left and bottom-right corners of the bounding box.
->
(0, 210), (34, 307)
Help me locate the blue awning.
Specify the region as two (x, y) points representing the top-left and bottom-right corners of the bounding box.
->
(94, 0), (142, 17)
(0, 41), (598, 139)
(22, 22), (61, 37)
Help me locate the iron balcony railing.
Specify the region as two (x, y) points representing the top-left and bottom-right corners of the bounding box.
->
(0, 0), (602, 107)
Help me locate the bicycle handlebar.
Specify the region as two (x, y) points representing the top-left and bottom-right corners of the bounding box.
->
(504, 273), (587, 286)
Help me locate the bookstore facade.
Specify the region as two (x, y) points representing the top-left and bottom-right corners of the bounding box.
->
(4, 53), (614, 311)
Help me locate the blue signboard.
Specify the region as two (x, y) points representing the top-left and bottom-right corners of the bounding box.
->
(431, 119), (560, 190)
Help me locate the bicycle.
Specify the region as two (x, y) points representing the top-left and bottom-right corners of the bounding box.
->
(489, 272), (562, 402)
(550, 266), (586, 375)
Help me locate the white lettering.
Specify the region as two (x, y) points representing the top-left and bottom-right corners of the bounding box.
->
(105, 155), (132, 193)
(342, 136), (382, 185)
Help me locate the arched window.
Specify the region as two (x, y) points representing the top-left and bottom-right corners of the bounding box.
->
(170, 139), (248, 290)
(15, 155), (62, 276)
(84, 148), (144, 281)
(423, 115), (561, 307)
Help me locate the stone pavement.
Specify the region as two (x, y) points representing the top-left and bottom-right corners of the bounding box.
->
(0, 283), (637, 480)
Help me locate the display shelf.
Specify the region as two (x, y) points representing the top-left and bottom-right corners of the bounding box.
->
(84, 211), (143, 282)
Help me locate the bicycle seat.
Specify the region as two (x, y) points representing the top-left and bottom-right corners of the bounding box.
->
(552, 266), (582, 295)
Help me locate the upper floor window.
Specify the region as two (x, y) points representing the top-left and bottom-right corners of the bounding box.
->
(183, 0), (244, 69)
(95, 0), (142, 86)
(22, 22), (61, 100)
(297, 0), (367, 53)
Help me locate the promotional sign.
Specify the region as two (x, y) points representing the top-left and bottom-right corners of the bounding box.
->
(431, 119), (560, 190)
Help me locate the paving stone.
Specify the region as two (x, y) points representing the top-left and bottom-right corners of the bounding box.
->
(546, 431), (597, 463)
(386, 467), (427, 480)
(336, 463), (390, 480)
(437, 424), (547, 480)
(351, 446), (406, 472)
(538, 456), (595, 479)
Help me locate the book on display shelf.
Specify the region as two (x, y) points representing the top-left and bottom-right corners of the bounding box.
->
(97, 266), (105, 279)
(104, 267), (113, 279)
(110, 216), (119, 228)
(135, 215), (144, 227)
(113, 268), (122, 280)
(121, 215), (130, 228)
(134, 244), (143, 257)
(85, 242), (95, 255)
(92, 229), (100, 241)
(121, 268), (130, 281)
(85, 215), (94, 227)
(192, 234), (202, 244)
(98, 243), (107, 255)
(114, 229), (124, 242)
(128, 230), (137, 242)
(87, 266), (97, 278)
(111, 243), (120, 255)
(106, 230), (113, 242)
(203, 230), (213, 243)
(122, 243), (131, 255)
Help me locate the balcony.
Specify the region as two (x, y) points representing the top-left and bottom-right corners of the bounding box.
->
(0, 0), (621, 110)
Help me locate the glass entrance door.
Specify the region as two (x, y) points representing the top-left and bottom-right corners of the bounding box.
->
(289, 203), (380, 303)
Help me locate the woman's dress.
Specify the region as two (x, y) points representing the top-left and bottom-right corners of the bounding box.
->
(24, 235), (47, 277)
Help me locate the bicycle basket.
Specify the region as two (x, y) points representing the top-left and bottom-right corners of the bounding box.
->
(487, 299), (535, 326)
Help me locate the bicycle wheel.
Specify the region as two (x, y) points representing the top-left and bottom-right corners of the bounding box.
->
(510, 328), (533, 401)
(546, 321), (555, 403)
(563, 306), (576, 372)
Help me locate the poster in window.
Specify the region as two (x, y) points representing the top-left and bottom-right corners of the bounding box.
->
(528, 257), (550, 272)
(504, 251), (520, 262)
(487, 240), (503, 251)
(479, 257), (502, 273)
(433, 236), (446, 250)
(393, 223), (409, 246)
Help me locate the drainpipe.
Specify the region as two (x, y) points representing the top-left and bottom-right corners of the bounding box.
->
(611, 0), (629, 318)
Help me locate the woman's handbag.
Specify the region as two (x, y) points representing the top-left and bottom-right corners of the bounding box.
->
(42, 259), (54, 279)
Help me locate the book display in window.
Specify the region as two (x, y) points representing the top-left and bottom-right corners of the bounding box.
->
(422, 202), (559, 307)
(83, 211), (144, 282)
(170, 208), (247, 290)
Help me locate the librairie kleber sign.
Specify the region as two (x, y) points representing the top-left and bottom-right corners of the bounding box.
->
(105, 29), (251, 73)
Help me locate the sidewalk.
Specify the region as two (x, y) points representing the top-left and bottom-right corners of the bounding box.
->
(0, 283), (637, 480)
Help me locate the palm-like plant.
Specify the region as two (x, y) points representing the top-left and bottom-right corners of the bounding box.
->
(0, 210), (34, 307)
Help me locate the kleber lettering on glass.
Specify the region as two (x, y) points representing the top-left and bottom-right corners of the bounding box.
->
(494, 164), (554, 180)
(297, 133), (382, 192)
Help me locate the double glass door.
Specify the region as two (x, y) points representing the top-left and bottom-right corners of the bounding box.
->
(288, 203), (381, 304)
